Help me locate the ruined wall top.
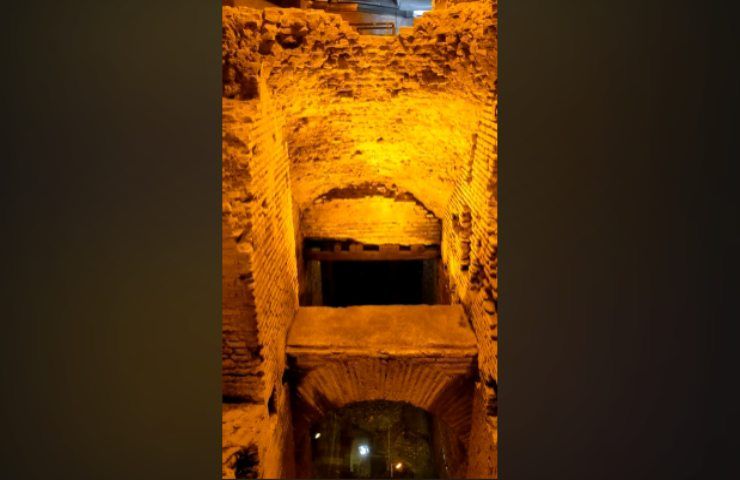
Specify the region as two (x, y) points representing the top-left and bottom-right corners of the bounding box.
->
(222, 3), (496, 102)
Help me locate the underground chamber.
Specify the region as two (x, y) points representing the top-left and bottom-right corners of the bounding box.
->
(222, 1), (498, 478)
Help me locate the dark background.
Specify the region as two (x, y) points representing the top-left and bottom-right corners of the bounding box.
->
(1, 1), (738, 479)
(320, 261), (425, 306)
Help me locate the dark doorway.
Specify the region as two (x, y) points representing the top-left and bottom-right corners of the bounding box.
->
(309, 401), (440, 479)
(320, 260), (436, 306)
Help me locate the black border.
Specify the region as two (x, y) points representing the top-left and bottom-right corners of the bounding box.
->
(499, 1), (739, 478)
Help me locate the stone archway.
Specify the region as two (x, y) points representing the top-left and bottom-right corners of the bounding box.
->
(285, 304), (477, 477)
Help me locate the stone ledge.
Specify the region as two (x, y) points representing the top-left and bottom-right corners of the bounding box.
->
(287, 304), (477, 357)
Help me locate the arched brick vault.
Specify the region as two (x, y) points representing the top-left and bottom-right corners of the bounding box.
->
(286, 93), (484, 218)
(285, 305), (478, 477)
(289, 358), (475, 477)
(301, 183), (441, 245)
(289, 356), (475, 440)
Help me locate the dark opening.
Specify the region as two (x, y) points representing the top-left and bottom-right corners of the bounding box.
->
(320, 260), (436, 306)
(267, 387), (277, 415)
(234, 445), (259, 479)
(308, 401), (441, 479)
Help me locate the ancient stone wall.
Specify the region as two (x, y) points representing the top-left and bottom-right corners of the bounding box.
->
(223, 220), (262, 401)
(467, 381), (498, 477)
(222, 2), (497, 477)
(223, 3), (496, 216)
(223, 381), (296, 478)
(222, 78), (299, 477)
(223, 3), (496, 101)
(438, 0), (490, 9)
(302, 195), (440, 245)
(441, 95), (497, 477)
(432, 413), (468, 477)
(442, 97), (497, 379)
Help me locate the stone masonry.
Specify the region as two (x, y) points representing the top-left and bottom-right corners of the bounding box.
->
(222, 2), (497, 477)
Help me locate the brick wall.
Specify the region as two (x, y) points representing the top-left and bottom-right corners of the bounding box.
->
(222, 220), (262, 401)
(442, 97), (497, 380)
(222, 4), (496, 102)
(441, 95), (498, 477)
(467, 380), (498, 477)
(302, 196), (440, 245)
(222, 77), (299, 477)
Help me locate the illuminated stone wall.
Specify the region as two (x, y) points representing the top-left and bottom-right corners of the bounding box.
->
(222, 2), (496, 215)
(442, 96), (498, 399)
(222, 217), (262, 402)
(223, 4), (495, 102)
(302, 194), (440, 245)
(438, 0), (489, 8)
(222, 1), (498, 477)
(444, 96), (498, 476)
(222, 81), (298, 477)
(467, 380), (498, 477)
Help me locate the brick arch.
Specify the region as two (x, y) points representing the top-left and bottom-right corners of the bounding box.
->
(306, 182), (439, 218)
(286, 318), (478, 478)
(291, 356), (475, 435)
(299, 182), (442, 246)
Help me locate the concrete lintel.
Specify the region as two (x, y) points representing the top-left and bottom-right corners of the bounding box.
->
(287, 304), (477, 357)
